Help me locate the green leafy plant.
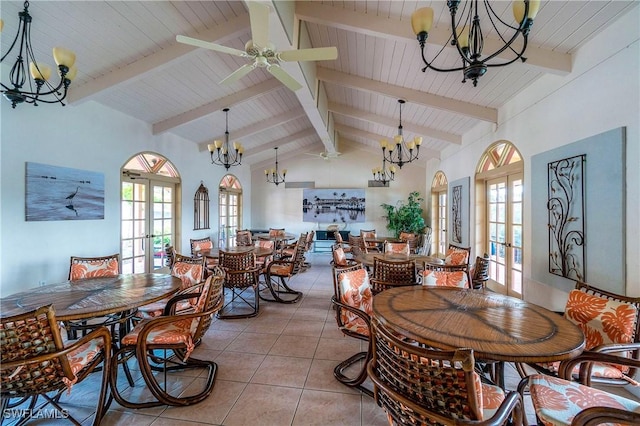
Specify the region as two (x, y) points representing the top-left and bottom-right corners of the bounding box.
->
(381, 191), (427, 237)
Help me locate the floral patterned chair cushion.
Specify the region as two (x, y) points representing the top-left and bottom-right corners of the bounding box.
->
(333, 246), (348, 266)
(69, 257), (119, 281)
(360, 230), (378, 249)
(384, 242), (410, 255)
(338, 268), (373, 335)
(192, 240), (213, 252)
(528, 374), (640, 426)
(255, 240), (275, 272)
(269, 228), (286, 237)
(444, 246), (470, 265)
(421, 269), (469, 288)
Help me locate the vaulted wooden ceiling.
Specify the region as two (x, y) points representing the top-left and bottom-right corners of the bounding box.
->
(2, 1), (636, 169)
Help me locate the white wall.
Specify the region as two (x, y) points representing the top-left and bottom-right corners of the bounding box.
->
(250, 144), (428, 238)
(0, 100), (252, 297)
(426, 8), (640, 310)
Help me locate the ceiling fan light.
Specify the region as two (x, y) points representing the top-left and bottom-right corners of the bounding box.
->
(29, 62), (51, 81)
(411, 7), (434, 35)
(53, 47), (76, 68)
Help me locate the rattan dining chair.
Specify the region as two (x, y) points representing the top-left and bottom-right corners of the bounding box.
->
(420, 262), (472, 288)
(1, 305), (112, 426)
(110, 269), (224, 408)
(217, 250), (261, 319)
(360, 229), (381, 253)
(516, 281), (640, 387)
(190, 236), (213, 256)
(334, 230), (353, 257)
(136, 254), (205, 319)
(367, 316), (524, 425)
(517, 351), (640, 425)
(331, 244), (359, 268)
(370, 257), (417, 295)
(331, 263), (373, 396)
(398, 232), (418, 254)
(262, 234), (306, 303)
(383, 241), (410, 255)
(236, 229), (253, 246)
(66, 253), (121, 339)
(471, 253), (490, 289)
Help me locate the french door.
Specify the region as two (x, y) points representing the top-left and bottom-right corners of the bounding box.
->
(121, 177), (175, 273)
(436, 191), (447, 257)
(218, 189), (241, 249)
(486, 173), (523, 297)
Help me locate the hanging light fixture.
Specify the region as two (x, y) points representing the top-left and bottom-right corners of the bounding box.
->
(380, 100), (422, 169)
(1, 1), (77, 108)
(265, 147), (287, 186)
(410, 0), (540, 87)
(208, 108), (244, 169)
(372, 158), (396, 186)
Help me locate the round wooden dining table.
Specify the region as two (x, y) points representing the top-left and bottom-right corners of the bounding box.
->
(252, 232), (297, 242)
(0, 273), (182, 321)
(199, 246), (274, 259)
(354, 252), (444, 268)
(373, 286), (585, 388)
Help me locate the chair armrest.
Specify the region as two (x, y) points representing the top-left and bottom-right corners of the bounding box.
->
(330, 295), (371, 341)
(571, 406), (640, 426)
(163, 290), (202, 316)
(558, 351), (640, 383)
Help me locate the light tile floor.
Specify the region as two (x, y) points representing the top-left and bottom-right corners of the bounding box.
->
(5, 252), (637, 425)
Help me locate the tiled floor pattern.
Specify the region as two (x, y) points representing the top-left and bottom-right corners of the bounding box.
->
(5, 252), (636, 425)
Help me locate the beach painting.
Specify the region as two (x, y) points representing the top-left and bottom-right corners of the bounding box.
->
(25, 162), (105, 221)
(302, 188), (365, 224)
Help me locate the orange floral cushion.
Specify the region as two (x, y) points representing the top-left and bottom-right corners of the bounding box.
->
(445, 247), (469, 265)
(269, 229), (285, 237)
(172, 262), (203, 289)
(338, 268), (373, 335)
(528, 374), (640, 425)
(69, 258), (119, 280)
(333, 246), (348, 266)
(269, 263), (293, 276)
(421, 270), (468, 288)
(121, 319), (195, 360)
(385, 242), (410, 255)
(193, 240), (213, 251)
(66, 338), (105, 377)
(361, 231), (377, 248)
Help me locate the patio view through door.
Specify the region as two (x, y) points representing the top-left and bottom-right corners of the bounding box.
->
(486, 174), (523, 298)
(121, 153), (179, 274)
(218, 175), (242, 249)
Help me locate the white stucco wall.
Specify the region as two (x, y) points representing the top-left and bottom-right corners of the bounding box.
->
(0, 101), (252, 297)
(249, 144), (428, 238)
(426, 8), (640, 310)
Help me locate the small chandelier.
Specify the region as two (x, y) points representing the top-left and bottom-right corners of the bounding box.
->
(265, 147), (287, 186)
(208, 108), (244, 169)
(411, 0), (540, 87)
(372, 159), (396, 186)
(1, 1), (77, 108)
(380, 100), (422, 169)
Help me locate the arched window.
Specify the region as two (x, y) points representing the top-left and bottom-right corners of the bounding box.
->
(218, 174), (242, 248)
(431, 171), (448, 257)
(121, 152), (180, 273)
(475, 141), (523, 298)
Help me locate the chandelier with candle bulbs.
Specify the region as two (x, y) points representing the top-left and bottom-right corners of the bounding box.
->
(372, 159), (396, 186)
(380, 100), (422, 169)
(410, 0), (540, 87)
(1, 1), (78, 108)
(208, 108), (244, 169)
(265, 147), (286, 186)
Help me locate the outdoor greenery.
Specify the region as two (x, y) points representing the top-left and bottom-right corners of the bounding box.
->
(381, 191), (427, 237)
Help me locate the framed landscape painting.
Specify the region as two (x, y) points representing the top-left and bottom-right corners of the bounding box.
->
(25, 162), (105, 221)
(302, 188), (365, 224)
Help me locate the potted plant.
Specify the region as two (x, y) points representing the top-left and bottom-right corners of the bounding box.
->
(381, 191), (427, 237)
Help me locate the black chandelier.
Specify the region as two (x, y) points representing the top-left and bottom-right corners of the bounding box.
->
(1, 1), (77, 108)
(372, 158), (396, 186)
(380, 100), (422, 169)
(265, 147), (287, 186)
(208, 108), (244, 169)
(411, 0), (540, 87)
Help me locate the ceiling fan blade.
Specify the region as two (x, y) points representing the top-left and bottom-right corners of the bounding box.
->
(267, 65), (303, 91)
(220, 63), (256, 85)
(248, 1), (270, 49)
(176, 35), (247, 57)
(278, 47), (338, 62)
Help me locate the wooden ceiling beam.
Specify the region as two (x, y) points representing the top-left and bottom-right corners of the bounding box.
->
(328, 102), (461, 145)
(318, 67), (497, 123)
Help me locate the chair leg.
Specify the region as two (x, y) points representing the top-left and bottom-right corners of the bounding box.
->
(333, 349), (373, 397)
(260, 274), (302, 303)
(217, 285), (259, 319)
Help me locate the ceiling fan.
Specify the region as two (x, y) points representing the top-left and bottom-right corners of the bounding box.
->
(304, 151), (342, 161)
(176, 2), (338, 91)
